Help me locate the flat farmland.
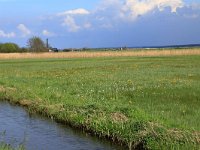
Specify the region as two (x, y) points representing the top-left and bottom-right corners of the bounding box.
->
(0, 50), (200, 149)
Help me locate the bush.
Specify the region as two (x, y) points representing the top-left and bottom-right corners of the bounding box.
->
(0, 43), (20, 53)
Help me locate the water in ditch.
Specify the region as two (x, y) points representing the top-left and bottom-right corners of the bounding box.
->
(0, 102), (125, 150)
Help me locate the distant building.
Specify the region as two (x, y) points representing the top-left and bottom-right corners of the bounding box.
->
(49, 48), (58, 52)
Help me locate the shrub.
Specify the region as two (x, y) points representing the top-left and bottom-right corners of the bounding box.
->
(0, 43), (20, 53)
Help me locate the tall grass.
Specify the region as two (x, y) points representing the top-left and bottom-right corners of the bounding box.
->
(0, 49), (199, 59)
(0, 54), (200, 149)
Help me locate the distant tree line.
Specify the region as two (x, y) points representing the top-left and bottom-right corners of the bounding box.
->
(0, 36), (130, 53)
(0, 36), (48, 53)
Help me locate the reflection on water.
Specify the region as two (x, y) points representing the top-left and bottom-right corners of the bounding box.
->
(0, 102), (124, 150)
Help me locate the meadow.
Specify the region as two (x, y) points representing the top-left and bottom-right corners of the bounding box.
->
(0, 50), (200, 149)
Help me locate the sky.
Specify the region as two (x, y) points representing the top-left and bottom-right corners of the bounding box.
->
(0, 0), (200, 48)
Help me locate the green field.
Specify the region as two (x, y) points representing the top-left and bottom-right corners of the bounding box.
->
(0, 55), (200, 149)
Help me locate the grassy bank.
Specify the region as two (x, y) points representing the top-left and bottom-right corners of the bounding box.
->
(0, 51), (200, 149)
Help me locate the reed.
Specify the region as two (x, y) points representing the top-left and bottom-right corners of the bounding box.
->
(0, 49), (199, 59)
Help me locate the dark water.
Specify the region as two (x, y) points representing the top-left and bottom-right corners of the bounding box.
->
(0, 102), (124, 150)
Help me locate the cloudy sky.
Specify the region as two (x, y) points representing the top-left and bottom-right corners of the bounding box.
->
(0, 0), (200, 48)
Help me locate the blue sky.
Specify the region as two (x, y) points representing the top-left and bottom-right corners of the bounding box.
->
(0, 0), (200, 48)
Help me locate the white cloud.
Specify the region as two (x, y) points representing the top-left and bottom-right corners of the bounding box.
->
(42, 29), (54, 36)
(62, 16), (80, 32)
(96, 0), (184, 21)
(54, 0), (186, 32)
(57, 8), (91, 32)
(58, 8), (90, 16)
(17, 24), (31, 36)
(0, 30), (15, 38)
(122, 0), (184, 20)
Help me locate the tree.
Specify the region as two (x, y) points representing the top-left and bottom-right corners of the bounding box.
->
(0, 43), (20, 53)
(27, 36), (48, 52)
(19, 47), (28, 53)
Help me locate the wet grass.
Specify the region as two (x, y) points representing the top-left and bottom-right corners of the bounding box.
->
(0, 54), (200, 149)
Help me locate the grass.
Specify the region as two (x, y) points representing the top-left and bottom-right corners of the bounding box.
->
(0, 143), (24, 150)
(0, 50), (200, 149)
(0, 143), (14, 150)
